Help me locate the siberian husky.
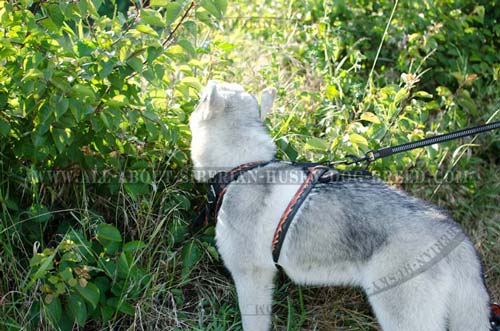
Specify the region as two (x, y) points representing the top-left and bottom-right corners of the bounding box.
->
(189, 80), (492, 331)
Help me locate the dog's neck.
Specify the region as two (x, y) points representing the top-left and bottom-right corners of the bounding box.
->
(190, 117), (276, 181)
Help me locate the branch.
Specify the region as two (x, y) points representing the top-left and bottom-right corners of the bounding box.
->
(162, 1), (197, 48)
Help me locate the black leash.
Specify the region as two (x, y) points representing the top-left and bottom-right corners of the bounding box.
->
(332, 120), (500, 166)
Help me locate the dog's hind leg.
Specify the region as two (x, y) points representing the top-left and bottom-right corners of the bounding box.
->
(232, 267), (276, 331)
(447, 241), (491, 331)
(447, 280), (490, 331)
(366, 270), (449, 331)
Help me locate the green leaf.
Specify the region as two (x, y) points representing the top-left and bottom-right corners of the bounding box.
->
(451, 71), (465, 84)
(53, 96), (70, 121)
(413, 91), (433, 99)
(349, 133), (369, 149)
(94, 277), (110, 302)
(0, 119), (11, 137)
(150, 0), (170, 7)
(123, 240), (146, 253)
(100, 305), (114, 322)
(51, 128), (72, 154)
(99, 112), (111, 129)
(195, 10), (213, 27)
(106, 95), (128, 107)
(325, 84), (340, 99)
(116, 252), (131, 278)
(181, 240), (202, 279)
(67, 293), (87, 326)
(436, 86), (452, 97)
(201, 0), (222, 19)
(165, 2), (183, 26)
(76, 282), (100, 310)
(29, 204), (52, 223)
(107, 297), (135, 315)
(22, 68), (44, 82)
(305, 137), (328, 151)
(360, 112), (381, 124)
(99, 60), (114, 79)
(46, 296), (62, 323)
(96, 224), (122, 243)
(213, 0), (227, 15)
(60, 268), (73, 283)
(206, 245), (219, 261)
(136, 24), (159, 37)
(76, 40), (95, 57)
(394, 88), (408, 104)
(180, 76), (202, 91)
(177, 39), (196, 58)
(98, 255), (116, 277)
(458, 95), (478, 115)
(140, 9), (165, 27)
(50, 76), (71, 93)
(71, 84), (96, 104)
(127, 57), (143, 73)
(124, 182), (149, 199)
(142, 110), (159, 122)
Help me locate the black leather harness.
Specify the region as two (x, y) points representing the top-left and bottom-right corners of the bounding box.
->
(191, 160), (372, 266)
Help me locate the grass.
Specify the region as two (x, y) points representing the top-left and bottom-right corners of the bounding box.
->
(1, 0), (499, 330)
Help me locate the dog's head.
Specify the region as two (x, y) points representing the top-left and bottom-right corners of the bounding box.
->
(189, 81), (277, 181)
(189, 80), (276, 128)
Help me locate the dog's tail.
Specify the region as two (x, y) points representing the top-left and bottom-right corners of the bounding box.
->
(448, 241), (492, 331)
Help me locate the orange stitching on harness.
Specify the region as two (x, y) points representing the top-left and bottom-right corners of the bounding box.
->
(271, 166), (324, 250)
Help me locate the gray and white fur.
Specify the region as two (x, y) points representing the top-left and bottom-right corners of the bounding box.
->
(189, 81), (492, 331)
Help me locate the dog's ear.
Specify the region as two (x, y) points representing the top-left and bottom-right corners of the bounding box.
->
(260, 87), (276, 120)
(201, 80), (225, 120)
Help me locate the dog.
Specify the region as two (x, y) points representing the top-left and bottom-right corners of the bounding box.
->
(189, 80), (492, 331)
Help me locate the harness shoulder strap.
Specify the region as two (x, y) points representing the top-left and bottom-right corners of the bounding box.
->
(271, 165), (329, 266)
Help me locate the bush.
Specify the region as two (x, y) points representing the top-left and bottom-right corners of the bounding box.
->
(0, 0), (224, 329)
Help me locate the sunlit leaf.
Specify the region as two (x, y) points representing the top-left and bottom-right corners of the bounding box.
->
(360, 112), (381, 124)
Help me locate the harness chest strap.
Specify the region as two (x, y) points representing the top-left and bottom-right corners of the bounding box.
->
(191, 161), (273, 231)
(271, 165), (329, 266)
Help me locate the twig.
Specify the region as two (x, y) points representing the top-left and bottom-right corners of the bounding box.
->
(125, 0), (197, 79)
(162, 1), (197, 48)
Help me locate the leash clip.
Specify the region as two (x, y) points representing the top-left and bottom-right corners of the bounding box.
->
(331, 153), (370, 167)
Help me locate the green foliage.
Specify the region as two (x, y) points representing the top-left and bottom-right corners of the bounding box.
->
(253, 0), (500, 172)
(0, 0), (198, 172)
(27, 225), (148, 329)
